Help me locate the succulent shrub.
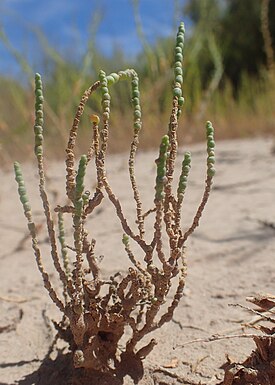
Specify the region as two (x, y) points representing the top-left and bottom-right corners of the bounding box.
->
(14, 22), (215, 381)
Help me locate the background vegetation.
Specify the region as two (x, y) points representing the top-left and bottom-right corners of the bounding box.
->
(0, 0), (274, 163)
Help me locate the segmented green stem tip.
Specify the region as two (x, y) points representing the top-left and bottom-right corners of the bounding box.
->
(206, 121), (215, 177)
(155, 135), (169, 201)
(99, 70), (111, 120)
(58, 212), (71, 278)
(131, 72), (142, 133)
(177, 151), (191, 197)
(14, 161), (31, 218)
(34, 73), (44, 158)
(173, 22), (185, 110)
(75, 155), (87, 203)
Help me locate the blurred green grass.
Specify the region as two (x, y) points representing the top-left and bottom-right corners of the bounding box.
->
(0, 0), (274, 164)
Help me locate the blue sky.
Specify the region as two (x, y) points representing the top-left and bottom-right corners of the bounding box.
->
(0, 0), (189, 79)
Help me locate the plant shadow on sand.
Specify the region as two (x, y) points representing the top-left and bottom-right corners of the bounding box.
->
(0, 349), (147, 385)
(0, 353), (72, 385)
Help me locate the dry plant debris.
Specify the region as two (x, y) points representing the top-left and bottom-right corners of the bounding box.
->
(220, 294), (275, 385)
(14, 23), (216, 381)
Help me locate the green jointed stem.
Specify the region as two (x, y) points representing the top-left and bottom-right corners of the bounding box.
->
(99, 70), (111, 159)
(34, 73), (44, 158)
(58, 212), (71, 279)
(177, 151), (191, 198)
(75, 155), (87, 203)
(33, 74), (71, 303)
(106, 72), (120, 85)
(101, 69), (142, 135)
(14, 161), (65, 312)
(175, 151), (191, 229)
(206, 121), (216, 177)
(155, 135), (169, 201)
(166, 23), (185, 187)
(131, 71), (142, 134)
(118, 69), (132, 79)
(174, 22), (185, 86)
(99, 70), (110, 121)
(173, 22), (185, 118)
(73, 155), (88, 306)
(14, 162), (31, 220)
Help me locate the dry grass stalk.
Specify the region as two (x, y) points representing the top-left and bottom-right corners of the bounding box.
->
(14, 23), (216, 381)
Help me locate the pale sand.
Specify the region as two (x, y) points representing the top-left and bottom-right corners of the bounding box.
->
(0, 137), (274, 384)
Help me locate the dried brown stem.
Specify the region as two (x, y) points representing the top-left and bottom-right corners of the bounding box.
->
(128, 272), (171, 350)
(65, 81), (100, 201)
(129, 133), (144, 238)
(166, 97), (179, 190)
(84, 189), (104, 215)
(28, 222), (65, 312)
(103, 176), (149, 253)
(83, 235), (99, 281)
(37, 155), (74, 300)
(54, 204), (75, 214)
(152, 201), (169, 268)
(123, 239), (147, 275)
(72, 212), (85, 308)
(155, 266), (186, 329)
(179, 175), (213, 247)
(142, 207), (156, 219)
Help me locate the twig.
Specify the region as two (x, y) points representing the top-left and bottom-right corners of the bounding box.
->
(0, 294), (29, 303)
(174, 332), (274, 349)
(229, 303), (275, 323)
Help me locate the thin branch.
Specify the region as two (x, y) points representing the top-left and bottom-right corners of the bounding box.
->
(174, 332), (274, 349)
(229, 303), (275, 324)
(178, 175), (213, 247)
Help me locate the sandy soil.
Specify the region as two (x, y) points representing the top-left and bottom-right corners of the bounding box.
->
(0, 137), (275, 385)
